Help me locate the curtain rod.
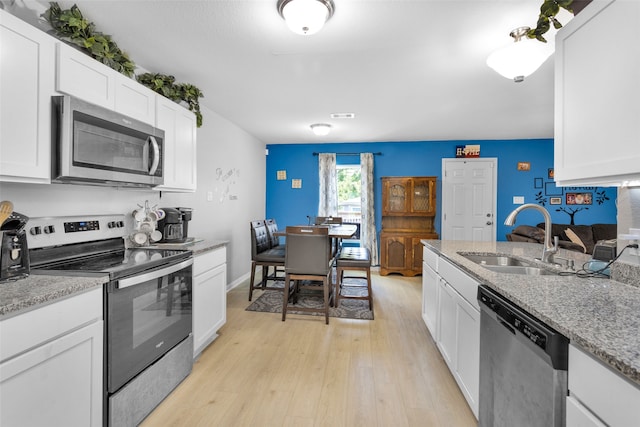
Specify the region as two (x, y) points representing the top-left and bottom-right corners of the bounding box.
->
(312, 152), (382, 156)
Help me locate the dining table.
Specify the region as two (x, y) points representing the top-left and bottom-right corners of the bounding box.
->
(274, 223), (358, 256)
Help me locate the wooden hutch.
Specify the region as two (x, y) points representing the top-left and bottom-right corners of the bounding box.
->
(380, 176), (438, 276)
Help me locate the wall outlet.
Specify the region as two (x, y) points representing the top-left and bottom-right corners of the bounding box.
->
(513, 196), (525, 205)
(206, 191), (213, 202)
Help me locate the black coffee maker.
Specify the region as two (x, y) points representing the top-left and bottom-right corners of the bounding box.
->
(157, 207), (192, 243)
(1, 212), (30, 282)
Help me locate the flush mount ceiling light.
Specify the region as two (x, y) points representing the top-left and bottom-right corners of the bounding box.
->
(277, 0), (335, 35)
(486, 26), (554, 83)
(310, 123), (332, 136)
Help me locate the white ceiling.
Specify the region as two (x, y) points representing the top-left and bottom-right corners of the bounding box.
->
(22, 0), (563, 144)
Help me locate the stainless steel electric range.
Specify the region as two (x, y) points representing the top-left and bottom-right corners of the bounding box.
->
(28, 215), (194, 426)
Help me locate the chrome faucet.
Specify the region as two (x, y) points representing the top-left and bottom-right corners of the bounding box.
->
(504, 203), (558, 264)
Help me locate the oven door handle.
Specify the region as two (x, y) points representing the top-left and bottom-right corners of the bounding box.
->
(116, 258), (193, 289)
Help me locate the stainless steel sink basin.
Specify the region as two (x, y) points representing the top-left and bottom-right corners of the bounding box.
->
(460, 253), (530, 267)
(459, 253), (558, 276)
(481, 265), (558, 276)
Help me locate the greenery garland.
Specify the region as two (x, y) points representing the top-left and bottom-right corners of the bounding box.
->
(42, 2), (135, 76)
(527, 0), (575, 42)
(42, 2), (204, 127)
(136, 73), (203, 128)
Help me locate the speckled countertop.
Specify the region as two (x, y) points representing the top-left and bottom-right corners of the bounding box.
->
(0, 238), (228, 320)
(0, 274), (107, 318)
(422, 240), (640, 387)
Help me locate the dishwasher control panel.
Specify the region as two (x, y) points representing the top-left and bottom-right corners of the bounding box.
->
(479, 290), (548, 350)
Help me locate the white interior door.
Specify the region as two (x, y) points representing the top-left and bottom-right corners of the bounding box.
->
(442, 158), (497, 241)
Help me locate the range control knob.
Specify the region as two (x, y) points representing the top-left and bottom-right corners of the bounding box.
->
(30, 226), (42, 236)
(117, 221), (124, 228)
(44, 225), (55, 234)
(108, 221), (116, 229)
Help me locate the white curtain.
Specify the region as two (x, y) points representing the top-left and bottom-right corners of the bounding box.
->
(360, 153), (379, 265)
(318, 153), (337, 216)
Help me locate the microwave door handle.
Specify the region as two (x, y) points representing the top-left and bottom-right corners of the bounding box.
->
(148, 136), (160, 175)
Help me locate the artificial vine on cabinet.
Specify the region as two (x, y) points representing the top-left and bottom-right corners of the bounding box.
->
(42, 2), (204, 127)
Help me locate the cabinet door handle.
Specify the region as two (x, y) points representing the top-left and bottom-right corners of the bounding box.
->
(486, 221), (493, 225)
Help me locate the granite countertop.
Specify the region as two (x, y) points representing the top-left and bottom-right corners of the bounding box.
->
(147, 238), (228, 255)
(422, 239), (640, 387)
(0, 238), (228, 320)
(0, 274), (107, 319)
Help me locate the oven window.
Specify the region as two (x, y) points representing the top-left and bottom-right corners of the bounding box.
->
(107, 264), (192, 392)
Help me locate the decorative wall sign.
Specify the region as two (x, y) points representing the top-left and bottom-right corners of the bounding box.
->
(545, 182), (563, 196)
(291, 179), (302, 189)
(566, 192), (592, 205)
(276, 170), (287, 180)
(534, 178), (543, 188)
(517, 162), (531, 171)
(550, 197), (562, 205)
(455, 144), (480, 158)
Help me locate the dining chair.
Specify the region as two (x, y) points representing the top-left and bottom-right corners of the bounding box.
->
(335, 247), (373, 316)
(249, 220), (285, 301)
(282, 225), (333, 324)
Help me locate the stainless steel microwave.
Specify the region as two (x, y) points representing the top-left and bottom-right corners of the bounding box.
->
(52, 95), (164, 187)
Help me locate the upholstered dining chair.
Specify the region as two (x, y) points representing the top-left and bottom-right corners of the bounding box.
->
(249, 220), (285, 301)
(282, 225), (334, 324)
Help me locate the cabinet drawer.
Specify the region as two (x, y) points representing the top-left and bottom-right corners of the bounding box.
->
(568, 344), (640, 426)
(194, 247), (226, 276)
(423, 246), (439, 271)
(0, 287), (103, 362)
(438, 257), (479, 310)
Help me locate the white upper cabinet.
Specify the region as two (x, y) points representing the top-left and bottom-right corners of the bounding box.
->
(114, 73), (157, 125)
(57, 41), (116, 110)
(0, 10), (55, 184)
(155, 95), (197, 192)
(57, 43), (157, 125)
(555, 0), (640, 186)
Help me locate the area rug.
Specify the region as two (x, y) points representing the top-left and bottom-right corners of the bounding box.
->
(246, 278), (373, 320)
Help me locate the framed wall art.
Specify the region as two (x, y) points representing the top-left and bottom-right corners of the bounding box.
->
(566, 192), (592, 205)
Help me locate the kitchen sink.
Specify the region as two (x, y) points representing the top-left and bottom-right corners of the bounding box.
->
(460, 253), (531, 267)
(459, 252), (558, 276)
(480, 265), (558, 276)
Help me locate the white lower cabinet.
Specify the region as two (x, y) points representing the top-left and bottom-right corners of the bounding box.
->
(567, 344), (640, 427)
(421, 260), (439, 339)
(193, 247), (227, 358)
(0, 288), (103, 427)
(422, 245), (479, 419)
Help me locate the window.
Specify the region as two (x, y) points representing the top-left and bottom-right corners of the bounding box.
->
(337, 165), (361, 239)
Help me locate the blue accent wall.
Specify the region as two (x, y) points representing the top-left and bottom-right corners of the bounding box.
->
(265, 139), (617, 244)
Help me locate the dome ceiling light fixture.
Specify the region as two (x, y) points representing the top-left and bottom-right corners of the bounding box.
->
(486, 26), (554, 83)
(310, 123), (332, 136)
(277, 0), (335, 35)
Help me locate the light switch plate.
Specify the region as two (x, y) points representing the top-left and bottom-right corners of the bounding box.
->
(513, 196), (525, 204)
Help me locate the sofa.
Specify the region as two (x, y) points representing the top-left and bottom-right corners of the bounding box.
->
(506, 223), (617, 255)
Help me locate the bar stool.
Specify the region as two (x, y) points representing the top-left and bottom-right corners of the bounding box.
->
(335, 247), (373, 316)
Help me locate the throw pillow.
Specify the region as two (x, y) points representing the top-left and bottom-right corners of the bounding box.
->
(565, 228), (587, 253)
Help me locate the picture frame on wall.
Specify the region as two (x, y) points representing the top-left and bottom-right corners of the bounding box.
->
(550, 197), (562, 205)
(534, 178), (543, 189)
(566, 192), (592, 205)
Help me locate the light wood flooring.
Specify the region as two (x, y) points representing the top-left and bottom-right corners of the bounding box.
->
(141, 270), (476, 427)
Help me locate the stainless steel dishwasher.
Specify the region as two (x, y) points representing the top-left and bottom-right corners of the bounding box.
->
(477, 285), (569, 427)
